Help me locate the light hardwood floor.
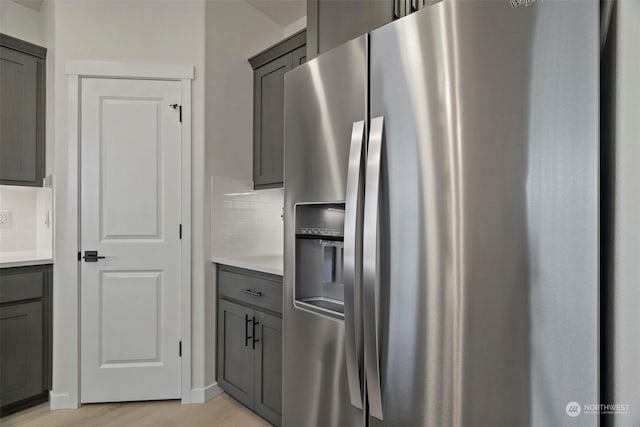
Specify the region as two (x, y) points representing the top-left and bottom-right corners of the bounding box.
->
(1, 393), (270, 427)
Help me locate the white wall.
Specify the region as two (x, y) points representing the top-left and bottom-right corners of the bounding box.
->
(46, 0), (207, 408)
(0, 0), (43, 45)
(210, 176), (283, 257)
(204, 0), (284, 385)
(41, 0), (55, 176)
(284, 15), (306, 38)
(0, 185), (37, 253)
(0, 185), (52, 256)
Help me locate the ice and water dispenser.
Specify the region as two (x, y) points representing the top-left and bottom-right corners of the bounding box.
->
(294, 203), (345, 320)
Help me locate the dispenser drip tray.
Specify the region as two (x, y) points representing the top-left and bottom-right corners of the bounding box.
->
(298, 297), (345, 315)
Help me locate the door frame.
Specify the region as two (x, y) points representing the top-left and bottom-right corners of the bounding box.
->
(54, 61), (193, 408)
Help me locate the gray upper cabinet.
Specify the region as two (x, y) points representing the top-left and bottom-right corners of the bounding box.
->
(249, 30), (306, 189)
(291, 45), (307, 67)
(252, 55), (291, 189)
(307, 0), (394, 60)
(0, 34), (46, 187)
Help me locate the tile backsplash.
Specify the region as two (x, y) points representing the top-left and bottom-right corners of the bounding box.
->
(210, 176), (283, 258)
(0, 185), (53, 255)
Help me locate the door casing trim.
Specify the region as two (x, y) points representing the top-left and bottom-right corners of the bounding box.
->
(53, 61), (193, 408)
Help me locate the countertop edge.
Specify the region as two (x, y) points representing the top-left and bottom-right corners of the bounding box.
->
(0, 259), (54, 269)
(212, 258), (283, 276)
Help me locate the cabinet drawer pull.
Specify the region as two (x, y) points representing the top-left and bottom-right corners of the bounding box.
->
(245, 314), (252, 347)
(241, 289), (263, 297)
(252, 317), (260, 349)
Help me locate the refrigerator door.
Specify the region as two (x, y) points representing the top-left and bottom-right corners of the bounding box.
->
(368, 1), (598, 427)
(283, 35), (367, 427)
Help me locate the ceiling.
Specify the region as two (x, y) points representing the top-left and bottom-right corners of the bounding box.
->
(12, 0), (43, 11)
(245, 0), (306, 27)
(10, 0), (306, 28)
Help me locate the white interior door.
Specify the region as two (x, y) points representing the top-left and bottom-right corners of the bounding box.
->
(80, 77), (182, 402)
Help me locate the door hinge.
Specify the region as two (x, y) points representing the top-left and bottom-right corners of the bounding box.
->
(179, 224), (182, 239)
(170, 104), (182, 122)
(179, 341), (182, 357)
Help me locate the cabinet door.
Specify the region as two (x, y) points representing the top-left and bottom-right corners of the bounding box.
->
(0, 46), (43, 186)
(307, 0), (393, 59)
(291, 45), (307, 68)
(253, 54), (292, 189)
(0, 301), (43, 406)
(217, 299), (255, 407)
(254, 310), (282, 426)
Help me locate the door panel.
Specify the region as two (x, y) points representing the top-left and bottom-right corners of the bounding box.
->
(100, 99), (162, 239)
(369, 2), (598, 427)
(254, 311), (282, 426)
(100, 271), (162, 364)
(283, 36), (367, 427)
(80, 78), (182, 403)
(217, 299), (255, 408)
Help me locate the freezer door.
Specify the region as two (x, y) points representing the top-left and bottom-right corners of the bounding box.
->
(368, 1), (598, 427)
(283, 35), (367, 427)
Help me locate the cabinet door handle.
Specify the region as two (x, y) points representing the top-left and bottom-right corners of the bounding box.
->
(241, 289), (263, 297)
(252, 317), (260, 350)
(245, 314), (252, 347)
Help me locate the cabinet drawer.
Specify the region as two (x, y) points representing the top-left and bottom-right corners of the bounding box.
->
(219, 268), (282, 314)
(0, 268), (44, 303)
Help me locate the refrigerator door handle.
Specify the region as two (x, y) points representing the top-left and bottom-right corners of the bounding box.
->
(343, 120), (366, 409)
(363, 116), (385, 420)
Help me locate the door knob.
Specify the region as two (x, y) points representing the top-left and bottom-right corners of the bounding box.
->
(82, 250), (106, 262)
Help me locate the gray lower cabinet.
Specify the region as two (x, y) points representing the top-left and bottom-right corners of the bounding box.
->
(217, 265), (282, 426)
(0, 264), (52, 415)
(0, 34), (46, 187)
(249, 31), (306, 189)
(1, 301), (43, 405)
(217, 299), (255, 408)
(253, 310), (282, 425)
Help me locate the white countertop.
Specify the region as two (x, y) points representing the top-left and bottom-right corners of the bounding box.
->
(0, 251), (53, 268)
(212, 253), (283, 276)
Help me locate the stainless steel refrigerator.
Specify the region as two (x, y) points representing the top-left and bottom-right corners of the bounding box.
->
(283, 1), (599, 426)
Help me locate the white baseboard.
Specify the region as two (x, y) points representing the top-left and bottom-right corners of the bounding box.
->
(50, 386), (222, 408)
(49, 391), (79, 410)
(190, 383), (223, 404)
